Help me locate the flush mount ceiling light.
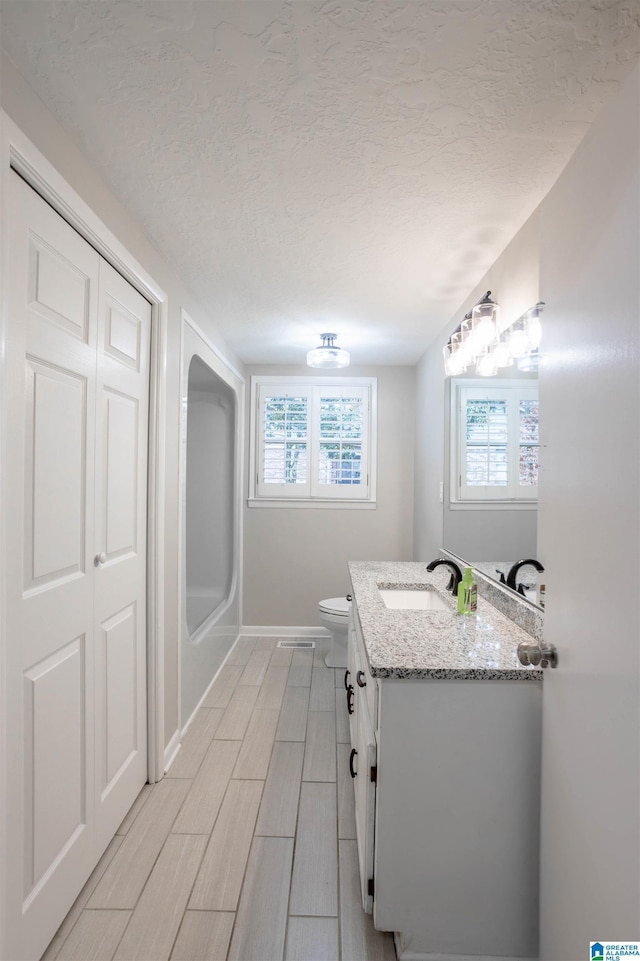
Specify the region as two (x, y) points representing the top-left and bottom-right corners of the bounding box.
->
(306, 333), (350, 369)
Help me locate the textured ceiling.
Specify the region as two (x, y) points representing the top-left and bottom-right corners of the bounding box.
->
(2, 1), (640, 365)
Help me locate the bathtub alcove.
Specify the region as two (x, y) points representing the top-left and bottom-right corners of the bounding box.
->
(180, 317), (243, 727)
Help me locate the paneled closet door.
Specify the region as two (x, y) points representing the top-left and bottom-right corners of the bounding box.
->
(3, 172), (149, 961)
(94, 259), (150, 852)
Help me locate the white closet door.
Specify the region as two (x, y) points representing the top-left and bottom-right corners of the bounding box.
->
(94, 258), (150, 851)
(3, 172), (149, 960)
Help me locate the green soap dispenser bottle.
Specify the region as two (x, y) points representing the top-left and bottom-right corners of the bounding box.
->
(457, 567), (478, 615)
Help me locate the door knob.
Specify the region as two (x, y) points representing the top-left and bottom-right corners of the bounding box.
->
(94, 552), (107, 566)
(517, 639), (558, 669)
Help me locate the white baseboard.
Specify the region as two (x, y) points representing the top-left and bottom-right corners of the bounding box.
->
(240, 625), (330, 637)
(163, 728), (181, 774)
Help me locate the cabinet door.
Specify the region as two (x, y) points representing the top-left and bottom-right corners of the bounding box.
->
(347, 608), (358, 746)
(353, 693), (376, 914)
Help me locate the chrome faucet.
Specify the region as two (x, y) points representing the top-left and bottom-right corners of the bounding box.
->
(506, 558), (545, 594)
(426, 558), (463, 595)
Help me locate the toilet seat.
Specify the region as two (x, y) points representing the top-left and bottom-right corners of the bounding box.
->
(319, 596), (350, 617)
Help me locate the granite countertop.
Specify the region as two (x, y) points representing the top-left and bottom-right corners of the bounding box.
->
(348, 561), (543, 682)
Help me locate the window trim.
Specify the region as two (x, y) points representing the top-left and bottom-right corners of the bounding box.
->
(248, 375), (377, 507)
(450, 378), (539, 505)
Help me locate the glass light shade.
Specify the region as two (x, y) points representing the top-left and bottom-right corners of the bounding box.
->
(508, 324), (530, 358)
(517, 350), (539, 372)
(524, 308), (543, 349)
(307, 333), (350, 369)
(476, 351), (498, 377)
(443, 339), (467, 376)
(472, 300), (499, 347)
(492, 338), (513, 368)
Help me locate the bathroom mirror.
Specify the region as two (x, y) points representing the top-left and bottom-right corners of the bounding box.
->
(441, 370), (543, 609)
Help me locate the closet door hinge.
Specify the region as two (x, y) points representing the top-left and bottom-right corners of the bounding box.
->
(367, 877), (375, 898)
(370, 764), (377, 783)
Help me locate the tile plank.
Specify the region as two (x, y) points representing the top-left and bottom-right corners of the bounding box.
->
(276, 685), (310, 742)
(255, 741), (304, 837)
(88, 779), (190, 909)
(41, 837), (124, 961)
(166, 708), (223, 779)
(225, 637), (257, 667)
(201, 665), (244, 709)
(285, 917), (339, 961)
(268, 646), (294, 667)
(170, 912), (234, 961)
(309, 667), (336, 712)
(255, 636), (278, 651)
(302, 712), (336, 782)
(289, 782), (338, 917)
(255, 664), (290, 710)
(227, 837), (294, 961)
(287, 650), (314, 687)
(239, 649), (271, 685)
(232, 708), (280, 779)
(189, 779), (263, 911)
(339, 840), (396, 961)
(55, 910), (130, 961)
(172, 739), (240, 835)
(116, 784), (154, 835)
(114, 834), (207, 961)
(214, 683), (259, 740)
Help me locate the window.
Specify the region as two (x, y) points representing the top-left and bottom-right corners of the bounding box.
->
(451, 380), (538, 502)
(249, 376), (377, 506)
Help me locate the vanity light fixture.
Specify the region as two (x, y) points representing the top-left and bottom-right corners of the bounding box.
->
(306, 333), (350, 369)
(443, 299), (545, 377)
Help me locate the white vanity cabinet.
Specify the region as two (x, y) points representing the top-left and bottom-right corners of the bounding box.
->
(346, 596), (542, 961)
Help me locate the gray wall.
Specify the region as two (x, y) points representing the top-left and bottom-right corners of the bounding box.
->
(413, 211), (541, 565)
(243, 365), (415, 627)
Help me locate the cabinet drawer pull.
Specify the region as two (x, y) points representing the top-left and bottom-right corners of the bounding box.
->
(349, 748), (358, 778)
(347, 686), (354, 715)
(356, 670), (366, 688)
(344, 669), (351, 691)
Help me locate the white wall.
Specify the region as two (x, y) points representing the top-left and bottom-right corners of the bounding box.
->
(413, 210), (541, 563)
(243, 365), (415, 627)
(536, 64), (639, 959)
(0, 53), (245, 752)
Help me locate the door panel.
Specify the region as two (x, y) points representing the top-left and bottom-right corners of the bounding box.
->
(4, 171), (150, 960)
(93, 258), (150, 850)
(23, 637), (86, 891)
(99, 603), (138, 792)
(103, 390), (138, 557)
(24, 360), (87, 589)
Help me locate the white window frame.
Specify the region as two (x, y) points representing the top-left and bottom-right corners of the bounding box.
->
(450, 378), (538, 505)
(248, 375), (377, 508)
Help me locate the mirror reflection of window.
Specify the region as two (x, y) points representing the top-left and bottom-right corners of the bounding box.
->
(454, 381), (539, 502)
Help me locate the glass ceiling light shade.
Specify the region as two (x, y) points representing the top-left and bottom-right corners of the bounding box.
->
(306, 333), (350, 369)
(524, 301), (545, 350)
(471, 291), (500, 347)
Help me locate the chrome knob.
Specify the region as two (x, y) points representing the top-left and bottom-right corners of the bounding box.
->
(94, 552), (107, 567)
(517, 640), (558, 669)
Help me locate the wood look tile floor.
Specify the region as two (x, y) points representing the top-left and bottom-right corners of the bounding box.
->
(42, 637), (396, 961)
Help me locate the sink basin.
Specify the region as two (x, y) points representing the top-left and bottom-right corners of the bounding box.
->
(379, 588), (451, 612)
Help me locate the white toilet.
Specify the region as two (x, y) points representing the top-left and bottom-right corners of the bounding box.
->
(319, 596), (351, 668)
